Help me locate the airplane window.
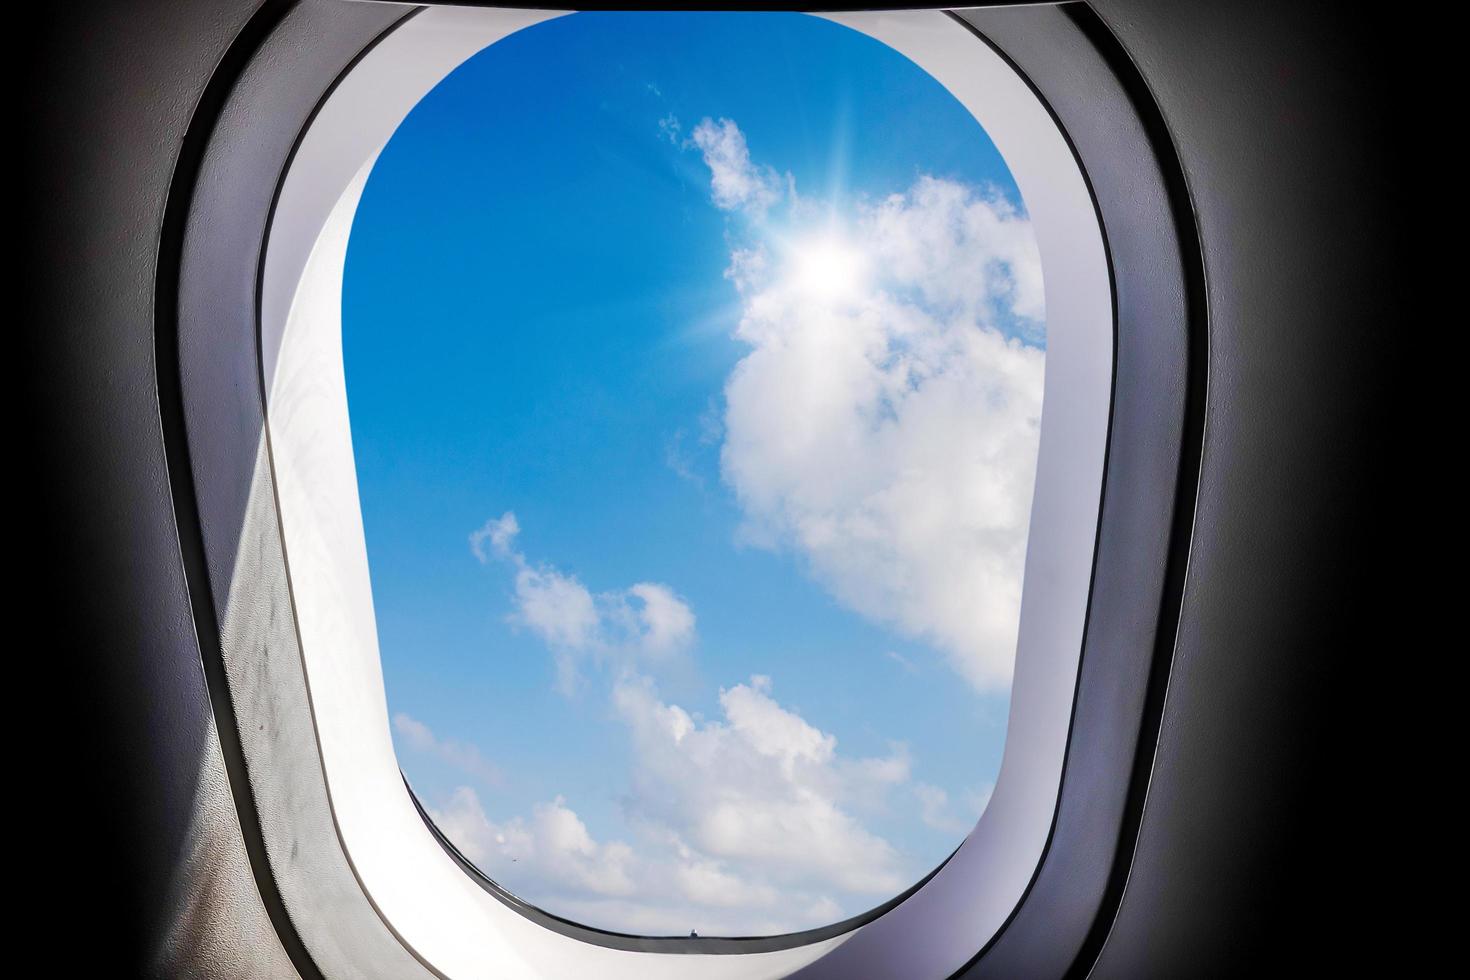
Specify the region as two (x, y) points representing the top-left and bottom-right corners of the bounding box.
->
(343, 10), (1045, 937)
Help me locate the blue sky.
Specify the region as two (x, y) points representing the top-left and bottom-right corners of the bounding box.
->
(343, 11), (1045, 936)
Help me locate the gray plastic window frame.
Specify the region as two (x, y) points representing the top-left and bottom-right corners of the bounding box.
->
(254, 7), (1111, 978)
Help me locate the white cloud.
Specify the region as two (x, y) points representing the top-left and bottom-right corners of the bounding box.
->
(423, 672), (918, 935)
(511, 564), (602, 690)
(429, 784), (819, 934)
(513, 565), (600, 649)
(689, 120), (1047, 692)
(430, 787), (637, 900)
(689, 117), (784, 217)
(417, 117), (1040, 934)
(471, 512), (697, 692)
(613, 674), (911, 896)
(724, 245), (770, 292)
(866, 175), (1045, 329)
(626, 582), (697, 656)
(393, 713), (503, 787)
(469, 511), (520, 563)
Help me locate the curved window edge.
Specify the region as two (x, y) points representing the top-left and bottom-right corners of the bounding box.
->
(250, 6), (1111, 978)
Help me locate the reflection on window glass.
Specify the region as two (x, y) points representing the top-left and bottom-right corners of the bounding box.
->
(344, 11), (1044, 937)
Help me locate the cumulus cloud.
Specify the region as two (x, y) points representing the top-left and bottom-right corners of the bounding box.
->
(471, 511), (696, 692)
(393, 713), (503, 787)
(425, 673), (915, 934)
(514, 564), (602, 662)
(613, 674), (910, 896)
(866, 175), (1045, 329)
(689, 117), (784, 217)
(474, 799), (861, 931)
(625, 582), (697, 656)
(686, 118), (1046, 691)
(433, 785), (793, 934)
(431, 787), (638, 900)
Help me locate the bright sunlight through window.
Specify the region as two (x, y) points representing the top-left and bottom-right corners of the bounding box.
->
(342, 10), (1046, 938)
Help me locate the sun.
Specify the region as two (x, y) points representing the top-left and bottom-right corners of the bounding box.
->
(788, 234), (869, 303)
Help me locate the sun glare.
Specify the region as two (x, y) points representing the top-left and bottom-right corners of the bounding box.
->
(789, 235), (869, 303)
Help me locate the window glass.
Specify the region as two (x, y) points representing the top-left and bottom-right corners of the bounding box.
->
(344, 10), (1044, 937)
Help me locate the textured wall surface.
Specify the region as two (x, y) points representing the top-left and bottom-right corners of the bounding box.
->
(21, 1), (298, 976)
(1081, 2), (1404, 975)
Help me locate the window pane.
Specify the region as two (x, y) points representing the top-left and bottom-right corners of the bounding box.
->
(344, 10), (1044, 937)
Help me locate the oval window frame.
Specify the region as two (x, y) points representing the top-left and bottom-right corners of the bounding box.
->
(255, 7), (1112, 978)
